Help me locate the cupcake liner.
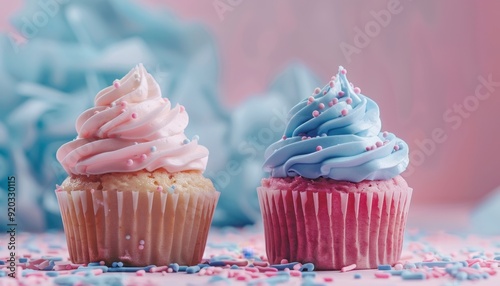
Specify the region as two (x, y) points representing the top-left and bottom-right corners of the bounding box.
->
(57, 189), (219, 266)
(257, 186), (412, 270)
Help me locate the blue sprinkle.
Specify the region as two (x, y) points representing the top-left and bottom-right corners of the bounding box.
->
(0, 261), (4, 265)
(210, 255), (234, 261)
(483, 272), (490, 279)
(385, 270), (404, 276)
(442, 257), (452, 262)
(404, 263), (416, 269)
(178, 265), (188, 272)
(230, 265), (239, 269)
(401, 271), (426, 280)
(299, 263), (315, 272)
(192, 135), (200, 141)
(169, 263), (180, 272)
(0, 271), (6, 277)
(302, 272), (316, 278)
(186, 265), (200, 274)
(42, 256), (63, 261)
(471, 262), (481, 269)
(19, 258), (28, 263)
(209, 261), (226, 267)
(242, 247), (254, 258)
(458, 261), (468, 267)
(46, 272), (59, 277)
(421, 261), (452, 268)
(247, 275), (290, 286)
(183, 139), (191, 144)
(456, 271), (467, 281)
(112, 262), (118, 268)
(77, 266), (109, 272)
(276, 271), (290, 277)
(208, 275), (230, 284)
(107, 266), (145, 273)
(88, 262), (101, 266)
(468, 273), (481, 280)
(144, 265), (156, 272)
(377, 264), (392, 270)
(167, 186), (175, 193)
(354, 273), (362, 279)
(150, 146), (157, 152)
(494, 256), (500, 261)
(270, 262), (299, 270)
(198, 263), (210, 269)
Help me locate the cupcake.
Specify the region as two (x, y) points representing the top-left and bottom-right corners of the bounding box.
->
(257, 66), (412, 270)
(55, 64), (219, 266)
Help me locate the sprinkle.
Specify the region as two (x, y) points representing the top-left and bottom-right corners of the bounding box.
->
(280, 259), (288, 264)
(320, 133), (327, 137)
(139, 240), (145, 245)
(366, 146), (371, 151)
(346, 98), (353, 104)
(394, 145), (400, 151)
(329, 81), (334, 88)
(157, 186), (163, 192)
(376, 141), (383, 147)
(136, 270), (145, 276)
(394, 263), (403, 270)
(331, 75), (336, 80)
(323, 277), (334, 282)
(150, 146), (157, 152)
(338, 91), (345, 97)
(316, 146), (322, 151)
(401, 271), (426, 280)
(328, 101), (334, 107)
(138, 245), (144, 250)
(314, 87), (321, 94)
(186, 266), (201, 274)
(113, 80), (120, 88)
(374, 271), (391, 278)
(383, 131), (389, 137)
(126, 159), (133, 166)
(121, 109), (126, 113)
(183, 139), (191, 145)
(140, 154), (147, 161)
(179, 105), (185, 112)
(341, 109), (348, 116)
(131, 113), (138, 119)
(302, 136), (307, 140)
(312, 110), (320, 117)
(308, 96), (314, 102)
(192, 135), (200, 141)
(354, 87), (361, 94)
(341, 264), (356, 272)
(120, 101), (127, 107)
(378, 264), (392, 270)
(125, 235), (131, 240)
(167, 187), (175, 194)
(354, 273), (362, 279)
(341, 69), (347, 75)
(299, 263), (315, 272)
(332, 98), (339, 104)
(318, 103), (325, 109)
(323, 90), (327, 95)
(90, 189), (95, 194)
(282, 135), (287, 140)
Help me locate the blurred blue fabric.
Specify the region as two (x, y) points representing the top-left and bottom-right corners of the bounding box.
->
(0, 0), (321, 231)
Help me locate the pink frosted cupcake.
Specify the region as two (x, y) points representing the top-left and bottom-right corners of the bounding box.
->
(55, 64), (219, 266)
(257, 66), (412, 270)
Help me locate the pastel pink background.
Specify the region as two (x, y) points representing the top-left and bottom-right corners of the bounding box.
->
(2, 0), (500, 210)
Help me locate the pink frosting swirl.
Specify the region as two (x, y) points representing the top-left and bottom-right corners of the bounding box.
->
(57, 64), (208, 175)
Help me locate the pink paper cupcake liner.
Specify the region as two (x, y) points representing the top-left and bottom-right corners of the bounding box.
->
(56, 189), (219, 266)
(257, 183), (412, 270)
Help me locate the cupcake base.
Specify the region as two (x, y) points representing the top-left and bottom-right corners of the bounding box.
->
(56, 170), (219, 266)
(257, 176), (412, 270)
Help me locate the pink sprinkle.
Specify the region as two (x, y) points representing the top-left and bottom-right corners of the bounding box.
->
(314, 87), (321, 94)
(341, 69), (347, 75)
(265, 272), (277, 277)
(167, 268), (173, 273)
(328, 101), (334, 107)
(138, 245), (144, 250)
(90, 189), (95, 194)
(136, 270), (146, 276)
(140, 154), (147, 161)
(282, 135), (287, 140)
(366, 146), (371, 151)
(374, 271), (391, 278)
(99, 261), (105, 266)
(179, 105), (185, 112)
(307, 101), (312, 105)
(131, 113), (138, 119)
(126, 159), (133, 166)
(139, 240), (145, 245)
(308, 96), (314, 102)
(331, 75), (336, 80)
(293, 263), (302, 270)
(318, 103), (325, 109)
(341, 264), (356, 272)
(290, 270), (301, 277)
(332, 98), (339, 104)
(323, 90), (327, 95)
(113, 80), (120, 88)
(280, 259), (288, 264)
(393, 263), (403, 270)
(341, 109), (348, 116)
(121, 109), (126, 113)
(346, 98), (353, 104)
(316, 146), (323, 151)
(120, 101), (127, 107)
(394, 145), (400, 151)
(312, 110), (320, 117)
(329, 81), (334, 88)
(383, 131), (389, 137)
(323, 277), (334, 282)
(157, 186), (163, 192)
(198, 268), (207, 276)
(302, 136), (307, 140)
(338, 91), (345, 97)
(376, 141), (383, 147)
(354, 87), (361, 94)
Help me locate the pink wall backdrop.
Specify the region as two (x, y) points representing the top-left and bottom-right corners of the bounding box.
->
(2, 0), (500, 208)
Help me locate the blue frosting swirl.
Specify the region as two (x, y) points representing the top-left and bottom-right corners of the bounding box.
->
(263, 66), (409, 182)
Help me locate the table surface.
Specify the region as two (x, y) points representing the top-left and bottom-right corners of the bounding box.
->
(0, 225), (499, 286)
